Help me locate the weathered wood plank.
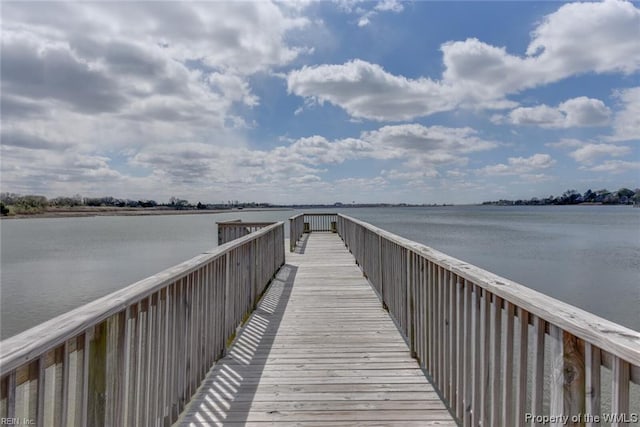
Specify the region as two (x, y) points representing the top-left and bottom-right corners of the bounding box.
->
(183, 409), (455, 422)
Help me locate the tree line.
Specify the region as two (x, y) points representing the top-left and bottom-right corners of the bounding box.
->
(0, 193), (273, 216)
(482, 187), (640, 206)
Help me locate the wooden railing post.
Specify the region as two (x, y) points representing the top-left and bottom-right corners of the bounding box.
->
(550, 327), (585, 427)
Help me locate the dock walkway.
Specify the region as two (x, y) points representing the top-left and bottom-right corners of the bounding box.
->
(177, 232), (456, 426)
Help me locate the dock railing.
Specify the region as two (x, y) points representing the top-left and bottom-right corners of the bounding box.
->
(289, 213), (338, 252)
(0, 222), (285, 426)
(334, 213), (640, 427)
(289, 213), (304, 252)
(217, 220), (276, 245)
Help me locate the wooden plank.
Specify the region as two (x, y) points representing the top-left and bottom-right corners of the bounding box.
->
(479, 288), (490, 426)
(490, 295), (502, 426)
(501, 301), (514, 426)
(515, 308), (529, 427)
(471, 284), (481, 427)
(184, 409), (455, 422)
(584, 343), (601, 427)
(550, 324), (564, 427)
(462, 280), (472, 427)
(611, 356), (630, 427)
(196, 383), (436, 393)
(531, 316), (545, 427)
(180, 400), (450, 412)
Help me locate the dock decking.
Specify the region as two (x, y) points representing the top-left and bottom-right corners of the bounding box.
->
(177, 232), (456, 426)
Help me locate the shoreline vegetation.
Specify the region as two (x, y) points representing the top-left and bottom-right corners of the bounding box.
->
(481, 187), (639, 206)
(1, 187), (638, 219)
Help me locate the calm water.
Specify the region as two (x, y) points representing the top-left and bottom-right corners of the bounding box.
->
(1, 206), (638, 339)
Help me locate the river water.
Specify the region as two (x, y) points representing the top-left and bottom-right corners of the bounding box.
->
(1, 206), (638, 339)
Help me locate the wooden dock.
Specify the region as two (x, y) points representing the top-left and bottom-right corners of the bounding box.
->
(177, 233), (456, 426)
(2, 213), (638, 426)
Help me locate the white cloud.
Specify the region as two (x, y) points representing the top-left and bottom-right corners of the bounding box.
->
(507, 105), (566, 128)
(289, 1), (640, 121)
(569, 143), (631, 164)
(0, 1), (311, 198)
(334, 176), (387, 189)
(291, 174), (322, 184)
(609, 87), (640, 141)
(334, 0), (404, 27)
(560, 97), (612, 127)
(583, 160), (640, 174)
(442, 0), (640, 94)
(479, 154), (556, 176)
(271, 124), (496, 172)
(526, 0), (640, 75)
(504, 97), (611, 128)
(375, 0), (403, 13)
(287, 60), (458, 121)
(361, 124), (496, 164)
(382, 169), (439, 181)
(287, 136), (372, 164)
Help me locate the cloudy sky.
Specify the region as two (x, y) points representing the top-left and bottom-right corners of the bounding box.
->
(1, 0), (639, 204)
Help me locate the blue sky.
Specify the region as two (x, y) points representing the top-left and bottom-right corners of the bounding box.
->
(1, 0), (639, 204)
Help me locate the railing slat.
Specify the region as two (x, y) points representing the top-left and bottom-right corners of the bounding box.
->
(501, 301), (514, 426)
(611, 356), (630, 427)
(454, 276), (465, 419)
(479, 288), (490, 427)
(490, 295), (502, 426)
(36, 355), (44, 427)
(471, 284), (481, 427)
(531, 316), (545, 427)
(462, 280), (472, 427)
(585, 343), (601, 426)
(550, 324), (563, 427)
(515, 308), (529, 427)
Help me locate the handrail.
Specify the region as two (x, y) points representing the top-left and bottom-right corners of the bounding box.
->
(217, 220), (276, 245)
(0, 222), (285, 426)
(336, 213), (640, 426)
(304, 213), (337, 232)
(289, 213), (338, 252)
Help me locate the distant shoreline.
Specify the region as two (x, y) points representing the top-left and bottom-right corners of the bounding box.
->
(2, 203), (636, 220)
(0, 207), (293, 220)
